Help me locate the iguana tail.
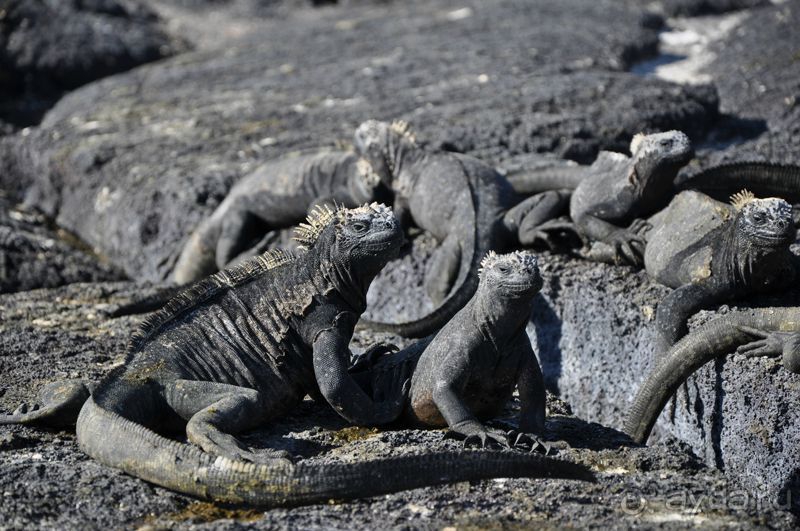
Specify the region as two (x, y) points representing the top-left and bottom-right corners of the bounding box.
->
(356, 271), (479, 338)
(624, 307), (800, 445)
(504, 165), (587, 195)
(675, 162), (800, 204)
(77, 398), (593, 507)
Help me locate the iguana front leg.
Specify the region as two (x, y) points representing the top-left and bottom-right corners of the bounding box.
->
(431, 352), (508, 448)
(654, 282), (723, 356)
(313, 327), (409, 426)
(575, 213), (647, 266)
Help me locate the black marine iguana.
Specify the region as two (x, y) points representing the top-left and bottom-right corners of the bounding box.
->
(640, 190), (797, 355)
(350, 250), (549, 451)
(625, 307), (800, 444)
(1, 204), (591, 506)
(172, 148), (387, 284)
(352, 120), (555, 338)
(504, 131), (694, 265)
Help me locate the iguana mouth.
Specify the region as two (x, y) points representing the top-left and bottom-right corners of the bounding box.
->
(362, 231), (403, 252)
(500, 281), (541, 295)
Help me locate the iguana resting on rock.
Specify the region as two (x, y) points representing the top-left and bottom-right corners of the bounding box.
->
(352, 120), (561, 337)
(350, 251), (549, 451)
(503, 131), (694, 265)
(640, 190), (797, 355)
(624, 307), (800, 444)
(172, 148), (388, 284)
(1, 204), (591, 506)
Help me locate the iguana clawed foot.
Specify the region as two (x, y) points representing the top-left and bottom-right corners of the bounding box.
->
(607, 222), (649, 266)
(350, 342), (399, 372)
(445, 420), (509, 449)
(506, 430), (552, 455)
(736, 326), (790, 358)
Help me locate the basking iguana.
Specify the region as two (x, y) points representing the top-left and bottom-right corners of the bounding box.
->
(1, 204), (592, 506)
(625, 307), (800, 444)
(351, 119), (557, 338)
(503, 131), (694, 265)
(350, 250), (549, 451)
(641, 190), (796, 355)
(172, 148), (388, 284)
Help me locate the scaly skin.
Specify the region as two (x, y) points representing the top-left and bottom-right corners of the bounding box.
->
(624, 307), (800, 445)
(172, 148), (387, 284)
(1, 204), (593, 506)
(350, 251), (548, 451)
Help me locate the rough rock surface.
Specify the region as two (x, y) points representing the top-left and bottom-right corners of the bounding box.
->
(0, 197), (125, 293)
(1, 0), (799, 527)
(0, 282), (796, 529)
(1, 0), (725, 282)
(526, 253), (800, 517)
(684, 2), (800, 170)
(0, 0), (185, 132)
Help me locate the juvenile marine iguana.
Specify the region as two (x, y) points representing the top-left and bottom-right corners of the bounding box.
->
(172, 148), (387, 284)
(641, 190), (797, 355)
(624, 307), (800, 444)
(350, 251), (548, 450)
(1, 204), (592, 506)
(352, 120), (548, 337)
(503, 131), (694, 265)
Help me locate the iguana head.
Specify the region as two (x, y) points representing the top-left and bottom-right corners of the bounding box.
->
(478, 251), (543, 299)
(731, 191), (794, 249)
(353, 119), (416, 186)
(629, 131), (693, 188)
(295, 202), (403, 281)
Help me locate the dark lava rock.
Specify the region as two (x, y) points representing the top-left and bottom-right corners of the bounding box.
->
(0, 282), (796, 529)
(684, 2), (800, 169)
(0, 0), (186, 131)
(0, 0), (725, 282)
(526, 252), (800, 517)
(0, 197), (125, 293)
(655, 0), (769, 17)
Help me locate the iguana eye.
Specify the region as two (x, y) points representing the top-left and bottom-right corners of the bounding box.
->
(752, 212), (766, 224)
(498, 265), (510, 273)
(352, 221), (369, 233)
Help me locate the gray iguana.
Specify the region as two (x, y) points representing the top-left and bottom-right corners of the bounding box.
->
(350, 251), (549, 451)
(640, 190), (796, 355)
(503, 131), (694, 265)
(625, 307), (800, 444)
(1, 203), (592, 506)
(172, 148), (388, 284)
(351, 120), (556, 338)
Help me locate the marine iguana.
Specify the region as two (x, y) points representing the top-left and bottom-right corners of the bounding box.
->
(1, 204), (592, 506)
(503, 131), (694, 265)
(352, 119), (553, 338)
(350, 251), (548, 451)
(641, 190), (796, 355)
(624, 307), (800, 444)
(172, 148), (387, 284)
